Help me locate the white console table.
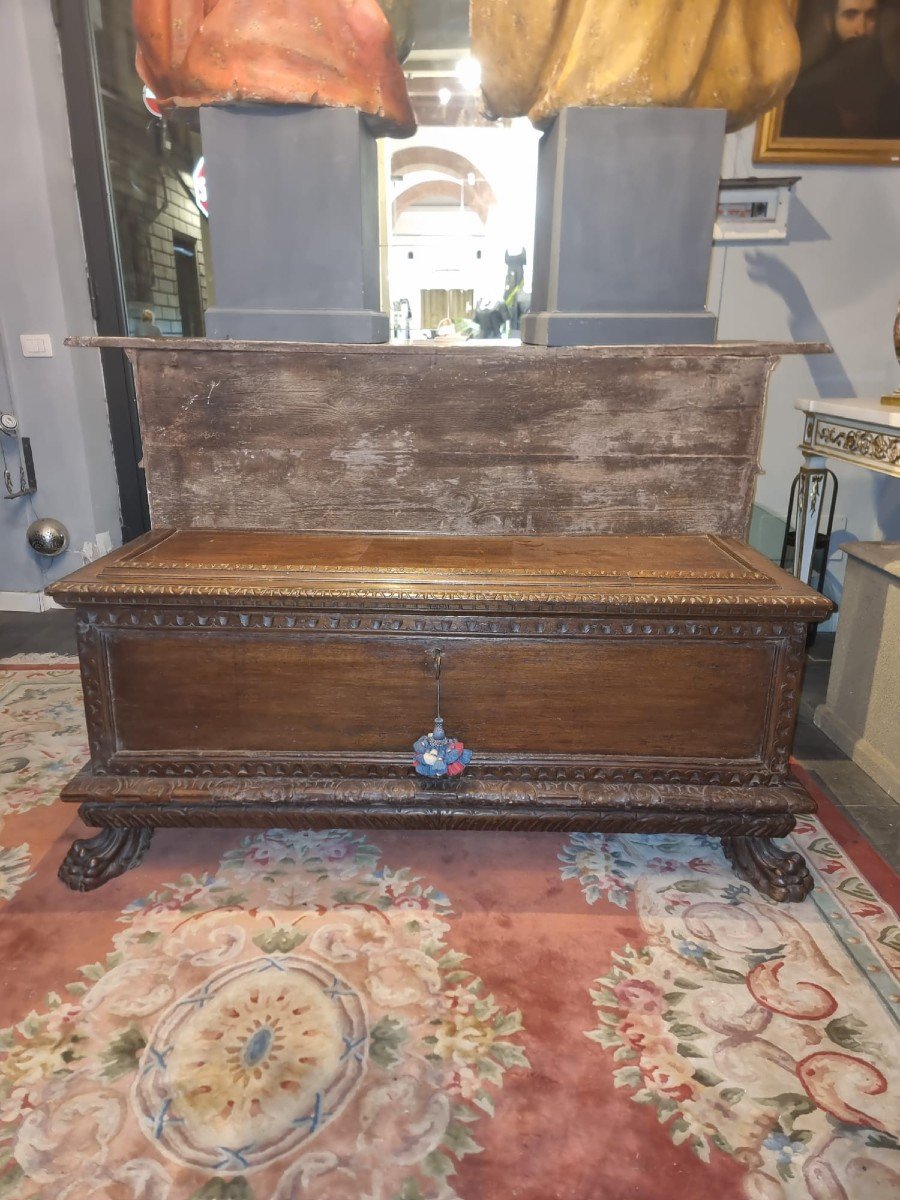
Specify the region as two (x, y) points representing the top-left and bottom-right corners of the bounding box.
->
(792, 397), (900, 583)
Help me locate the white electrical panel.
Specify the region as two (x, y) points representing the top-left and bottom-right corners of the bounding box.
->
(714, 177), (800, 243)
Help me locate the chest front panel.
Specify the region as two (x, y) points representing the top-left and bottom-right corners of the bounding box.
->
(57, 530), (827, 788)
(78, 616), (800, 784)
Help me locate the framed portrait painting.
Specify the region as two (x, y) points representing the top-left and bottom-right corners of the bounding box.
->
(755, 0), (900, 165)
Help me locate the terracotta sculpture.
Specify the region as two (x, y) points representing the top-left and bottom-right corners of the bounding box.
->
(472, 0), (802, 131)
(133, 0), (416, 136)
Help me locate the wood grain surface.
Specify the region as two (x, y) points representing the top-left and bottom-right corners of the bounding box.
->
(104, 630), (774, 759)
(47, 528), (833, 617)
(62, 341), (830, 539)
(47, 529), (829, 787)
(56, 339), (832, 901)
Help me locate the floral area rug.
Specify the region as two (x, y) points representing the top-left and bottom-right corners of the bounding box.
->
(0, 658), (898, 1200)
(0, 658), (84, 902)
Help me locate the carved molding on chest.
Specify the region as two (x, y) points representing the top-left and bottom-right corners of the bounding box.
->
(76, 607), (811, 640)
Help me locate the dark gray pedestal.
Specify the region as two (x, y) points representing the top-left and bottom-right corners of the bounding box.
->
(521, 107), (726, 348)
(200, 105), (388, 343)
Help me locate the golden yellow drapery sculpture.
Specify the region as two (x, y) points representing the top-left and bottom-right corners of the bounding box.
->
(472, 0), (802, 131)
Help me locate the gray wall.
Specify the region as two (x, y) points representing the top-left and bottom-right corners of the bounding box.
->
(715, 126), (900, 621)
(0, 0), (119, 601)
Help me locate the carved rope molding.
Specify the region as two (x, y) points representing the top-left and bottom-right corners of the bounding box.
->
(116, 561), (770, 583)
(55, 584), (830, 613)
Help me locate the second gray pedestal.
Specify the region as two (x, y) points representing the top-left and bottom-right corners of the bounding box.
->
(200, 105), (388, 343)
(522, 107), (726, 348)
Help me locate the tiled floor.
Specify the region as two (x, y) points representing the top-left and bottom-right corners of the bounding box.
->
(795, 633), (900, 871)
(2, 611), (897, 871)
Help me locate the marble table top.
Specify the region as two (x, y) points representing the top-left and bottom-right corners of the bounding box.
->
(796, 397), (900, 429)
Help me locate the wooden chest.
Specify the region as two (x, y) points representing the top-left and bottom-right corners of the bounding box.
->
(48, 529), (832, 901)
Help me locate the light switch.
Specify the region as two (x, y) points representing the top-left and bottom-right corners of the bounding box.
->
(20, 334), (53, 358)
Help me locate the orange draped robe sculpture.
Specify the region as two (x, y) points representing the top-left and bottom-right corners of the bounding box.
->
(472, 0), (802, 131)
(133, 0), (416, 136)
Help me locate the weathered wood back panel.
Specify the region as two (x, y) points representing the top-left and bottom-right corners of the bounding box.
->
(74, 340), (827, 537)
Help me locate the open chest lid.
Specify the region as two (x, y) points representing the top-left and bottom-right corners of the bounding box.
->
(47, 529), (833, 618)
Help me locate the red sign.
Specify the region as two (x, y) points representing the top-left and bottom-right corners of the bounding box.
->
(192, 157), (209, 218)
(142, 86), (162, 119)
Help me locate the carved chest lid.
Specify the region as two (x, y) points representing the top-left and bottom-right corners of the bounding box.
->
(47, 529), (833, 619)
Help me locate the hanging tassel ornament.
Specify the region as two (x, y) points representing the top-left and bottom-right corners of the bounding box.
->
(413, 650), (473, 780)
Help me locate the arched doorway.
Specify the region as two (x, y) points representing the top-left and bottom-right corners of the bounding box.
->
(388, 144), (507, 337)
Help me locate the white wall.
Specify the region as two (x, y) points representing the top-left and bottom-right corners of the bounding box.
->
(0, 0), (120, 606)
(714, 126), (900, 618)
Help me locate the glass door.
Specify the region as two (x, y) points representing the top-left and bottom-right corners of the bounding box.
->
(90, 1), (211, 338)
(57, 0), (215, 538)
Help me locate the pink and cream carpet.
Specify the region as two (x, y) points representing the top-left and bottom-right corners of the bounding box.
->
(0, 656), (898, 1200)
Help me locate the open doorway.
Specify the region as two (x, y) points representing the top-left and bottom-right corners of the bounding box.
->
(173, 236), (205, 338)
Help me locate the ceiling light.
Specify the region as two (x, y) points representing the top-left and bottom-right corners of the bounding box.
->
(455, 56), (482, 92)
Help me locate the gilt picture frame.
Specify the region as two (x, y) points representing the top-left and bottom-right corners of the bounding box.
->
(755, 0), (900, 166)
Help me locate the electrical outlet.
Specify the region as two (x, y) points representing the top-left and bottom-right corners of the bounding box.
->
(20, 334), (53, 358)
